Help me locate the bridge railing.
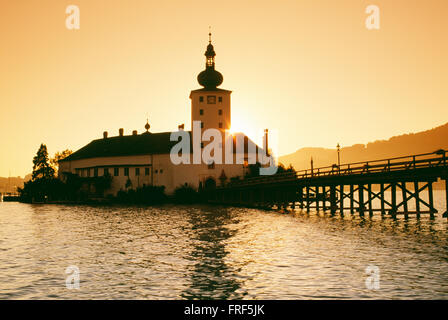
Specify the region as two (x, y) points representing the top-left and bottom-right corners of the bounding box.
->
(217, 150), (447, 189)
(296, 150), (447, 179)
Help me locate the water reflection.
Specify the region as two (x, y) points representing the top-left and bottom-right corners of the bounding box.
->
(181, 206), (246, 299)
(0, 202), (447, 299)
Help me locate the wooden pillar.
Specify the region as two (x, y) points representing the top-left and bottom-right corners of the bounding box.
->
(402, 182), (408, 219)
(340, 184), (344, 215)
(368, 184), (373, 217)
(350, 184), (354, 214)
(380, 183), (385, 216)
(322, 186), (326, 211)
(444, 180), (448, 218)
(391, 183), (397, 216)
(306, 186), (310, 213)
(330, 185), (336, 215)
(428, 182), (434, 219)
(414, 181), (420, 219)
(316, 186), (320, 212)
(358, 184), (364, 216)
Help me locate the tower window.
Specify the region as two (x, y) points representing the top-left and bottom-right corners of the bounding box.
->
(135, 168), (140, 176)
(114, 168), (119, 176)
(218, 109), (222, 115)
(145, 168), (150, 176)
(201, 142), (204, 148)
(104, 168), (109, 176)
(207, 96), (216, 104)
(94, 168), (98, 177)
(199, 96), (204, 102)
(124, 168), (129, 176)
(201, 122), (204, 128)
(199, 109), (204, 115)
(219, 122), (223, 129)
(218, 97), (222, 102)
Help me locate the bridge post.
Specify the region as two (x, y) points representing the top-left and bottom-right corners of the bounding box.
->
(358, 184), (364, 216)
(380, 183), (385, 216)
(414, 181), (420, 219)
(368, 184), (373, 217)
(402, 182), (408, 219)
(323, 186), (327, 211)
(350, 184), (354, 214)
(339, 184), (344, 215)
(306, 186), (310, 213)
(391, 183), (397, 216)
(330, 185), (336, 215)
(444, 180), (448, 218)
(428, 181), (435, 219)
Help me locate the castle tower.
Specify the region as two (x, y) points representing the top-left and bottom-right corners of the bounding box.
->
(189, 32), (232, 133)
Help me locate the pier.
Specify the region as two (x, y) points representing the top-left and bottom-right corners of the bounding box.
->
(211, 150), (448, 219)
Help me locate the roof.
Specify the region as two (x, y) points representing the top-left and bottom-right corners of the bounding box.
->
(190, 88), (232, 94)
(61, 131), (264, 162)
(61, 132), (185, 162)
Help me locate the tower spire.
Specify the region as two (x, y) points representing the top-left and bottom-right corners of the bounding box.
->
(196, 30), (223, 89)
(208, 26), (212, 44)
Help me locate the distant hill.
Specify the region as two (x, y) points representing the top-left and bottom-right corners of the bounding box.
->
(279, 122), (448, 171)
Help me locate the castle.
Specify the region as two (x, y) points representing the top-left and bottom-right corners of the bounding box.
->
(59, 35), (265, 195)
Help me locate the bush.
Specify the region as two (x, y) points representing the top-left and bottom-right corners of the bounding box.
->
(115, 185), (167, 204)
(174, 184), (199, 203)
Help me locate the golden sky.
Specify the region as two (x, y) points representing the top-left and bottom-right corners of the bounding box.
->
(1, 0), (447, 177)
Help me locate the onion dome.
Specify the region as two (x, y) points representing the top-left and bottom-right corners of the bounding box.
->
(197, 32), (223, 89)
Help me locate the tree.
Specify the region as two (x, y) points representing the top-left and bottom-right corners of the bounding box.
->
(32, 144), (55, 181)
(50, 149), (73, 175)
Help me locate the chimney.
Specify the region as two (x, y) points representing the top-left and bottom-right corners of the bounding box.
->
(132, 130), (138, 136)
(264, 129), (269, 156)
(119, 128), (124, 136)
(103, 131), (108, 139)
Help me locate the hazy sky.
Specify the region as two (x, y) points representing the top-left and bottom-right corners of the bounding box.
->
(1, 0), (447, 177)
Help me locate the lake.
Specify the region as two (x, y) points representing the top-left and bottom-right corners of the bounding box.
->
(0, 193), (447, 299)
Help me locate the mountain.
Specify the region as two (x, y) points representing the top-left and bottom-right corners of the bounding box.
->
(279, 122), (448, 171)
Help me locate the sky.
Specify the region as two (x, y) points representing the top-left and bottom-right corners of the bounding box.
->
(1, 0), (447, 177)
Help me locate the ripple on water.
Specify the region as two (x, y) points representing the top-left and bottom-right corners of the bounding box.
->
(0, 202), (447, 299)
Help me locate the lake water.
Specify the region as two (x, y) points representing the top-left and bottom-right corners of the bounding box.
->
(0, 192), (447, 299)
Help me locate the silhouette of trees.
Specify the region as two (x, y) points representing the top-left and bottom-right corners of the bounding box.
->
(50, 149), (73, 175)
(32, 144), (55, 181)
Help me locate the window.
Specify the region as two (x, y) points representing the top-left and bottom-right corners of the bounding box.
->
(199, 96), (204, 102)
(124, 167), (129, 176)
(207, 95), (216, 104)
(200, 122), (204, 129)
(145, 168), (150, 176)
(199, 109), (204, 115)
(104, 168), (109, 176)
(155, 169), (158, 174)
(218, 109), (222, 115)
(218, 97), (222, 103)
(86, 169), (90, 177)
(114, 168), (119, 176)
(160, 169), (163, 174)
(135, 168), (140, 176)
(94, 168), (98, 177)
(219, 122), (223, 129)
(201, 142), (204, 149)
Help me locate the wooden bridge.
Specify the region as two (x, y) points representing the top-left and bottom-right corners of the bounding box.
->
(211, 150), (448, 219)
